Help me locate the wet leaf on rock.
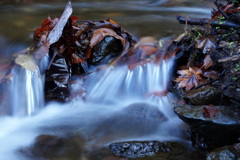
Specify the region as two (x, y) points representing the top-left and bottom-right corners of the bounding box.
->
(203, 104), (218, 118)
(86, 28), (126, 61)
(15, 54), (39, 72)
(175, 67), (205, 91)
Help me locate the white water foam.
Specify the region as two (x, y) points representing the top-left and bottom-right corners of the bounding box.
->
(0, 56), (187, 159)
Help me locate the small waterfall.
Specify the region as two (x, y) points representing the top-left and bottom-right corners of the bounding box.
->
(0, 53), (188, 159)
(85, 58), (175, 116)
(8, 55), (48, 116)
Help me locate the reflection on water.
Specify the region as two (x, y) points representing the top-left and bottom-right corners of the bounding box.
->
(0, 0), (211, 55)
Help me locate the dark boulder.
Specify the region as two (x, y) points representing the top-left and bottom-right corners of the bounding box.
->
(174, 104), (240, 150)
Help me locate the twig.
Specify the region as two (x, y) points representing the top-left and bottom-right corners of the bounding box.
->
(218, 54), (240, 62)
(177, 16), (240, 29)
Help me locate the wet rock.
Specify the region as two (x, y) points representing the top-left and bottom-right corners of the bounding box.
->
(89, 36), (123, 65)
(110, 141), (169, 158)
(122, 103), (167, 121)
(183, 85), (221, 105)
(109, 141), (204, 160)
(90, 103), (168, 146)
(174, 104), (240, 150)
(206, 143), (240, 160)
(21, 134), (84, 160)
(45, 49), (70, 102)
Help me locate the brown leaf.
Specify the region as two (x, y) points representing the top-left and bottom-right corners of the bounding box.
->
(203, 104), (218, 118)
(211, 3), (234, 19)
(89, 28), (126, 48)
(47, 0), (73, 45)
(195, 36), (216, 54)
(203, 54), (213, 69)
(175, 67), (203, 91)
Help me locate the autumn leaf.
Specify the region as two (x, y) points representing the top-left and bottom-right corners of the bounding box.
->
(211, 3), (234, 19)
(15, 54), (39, 72)
(203, 104), (218, 118)
(175, 67), (203, 91)
(203, 54), (213, 69)
(47, 0), (73, 45)
(195, 36), (216, 54)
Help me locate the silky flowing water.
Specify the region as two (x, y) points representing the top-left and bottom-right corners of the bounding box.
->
(0, 0), (211, 159)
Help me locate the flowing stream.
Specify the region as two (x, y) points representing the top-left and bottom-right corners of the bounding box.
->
(0, 53), (187, 159)
(0, 0), (212, 159)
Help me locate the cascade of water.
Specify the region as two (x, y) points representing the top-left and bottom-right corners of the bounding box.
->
(8, 55), (48, 116)
(0, 54), (188, 159)
(85, 58), (175, 116)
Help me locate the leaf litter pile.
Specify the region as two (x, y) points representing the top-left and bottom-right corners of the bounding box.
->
(0, 0), (240, 114)
(171, 0), (240, 117)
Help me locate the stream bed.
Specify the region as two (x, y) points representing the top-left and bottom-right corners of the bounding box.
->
(0, 0), (212, 159)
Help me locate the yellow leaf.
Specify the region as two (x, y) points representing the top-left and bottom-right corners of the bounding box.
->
(15, 54), (38, 72)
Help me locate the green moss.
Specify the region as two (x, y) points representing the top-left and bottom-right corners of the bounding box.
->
(234, 62), (240, 72)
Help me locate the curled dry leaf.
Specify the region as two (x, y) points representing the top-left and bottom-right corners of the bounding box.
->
(15, 54), (38, 72)
(203, 104), (218, 118)
(86, 28), (126, 60)
(175, 67), (204, 91)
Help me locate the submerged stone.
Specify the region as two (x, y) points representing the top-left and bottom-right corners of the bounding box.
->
(174, 104), (240, 150)
(21, 134), (84, 160)
(183, 85), (221, 105)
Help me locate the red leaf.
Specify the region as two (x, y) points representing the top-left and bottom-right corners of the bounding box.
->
(203, 104), (218, 118)
(145, 90), (168, 97)
(34, 17), (59, 42)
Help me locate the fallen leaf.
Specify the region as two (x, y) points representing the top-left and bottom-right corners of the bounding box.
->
(15, 54), (38, 72)
(203, 54), (213, 69)
(47, 0), (73, 45)
(203, 104), (218, 118)
(175, 67), (203, 91)
(195, 36), (216, 54)
(34, 17), (59, 43)
(211, 3), (234, 19)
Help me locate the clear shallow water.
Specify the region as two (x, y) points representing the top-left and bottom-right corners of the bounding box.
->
(0, 0), (211, 55)
(0, 0), (212, 159)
